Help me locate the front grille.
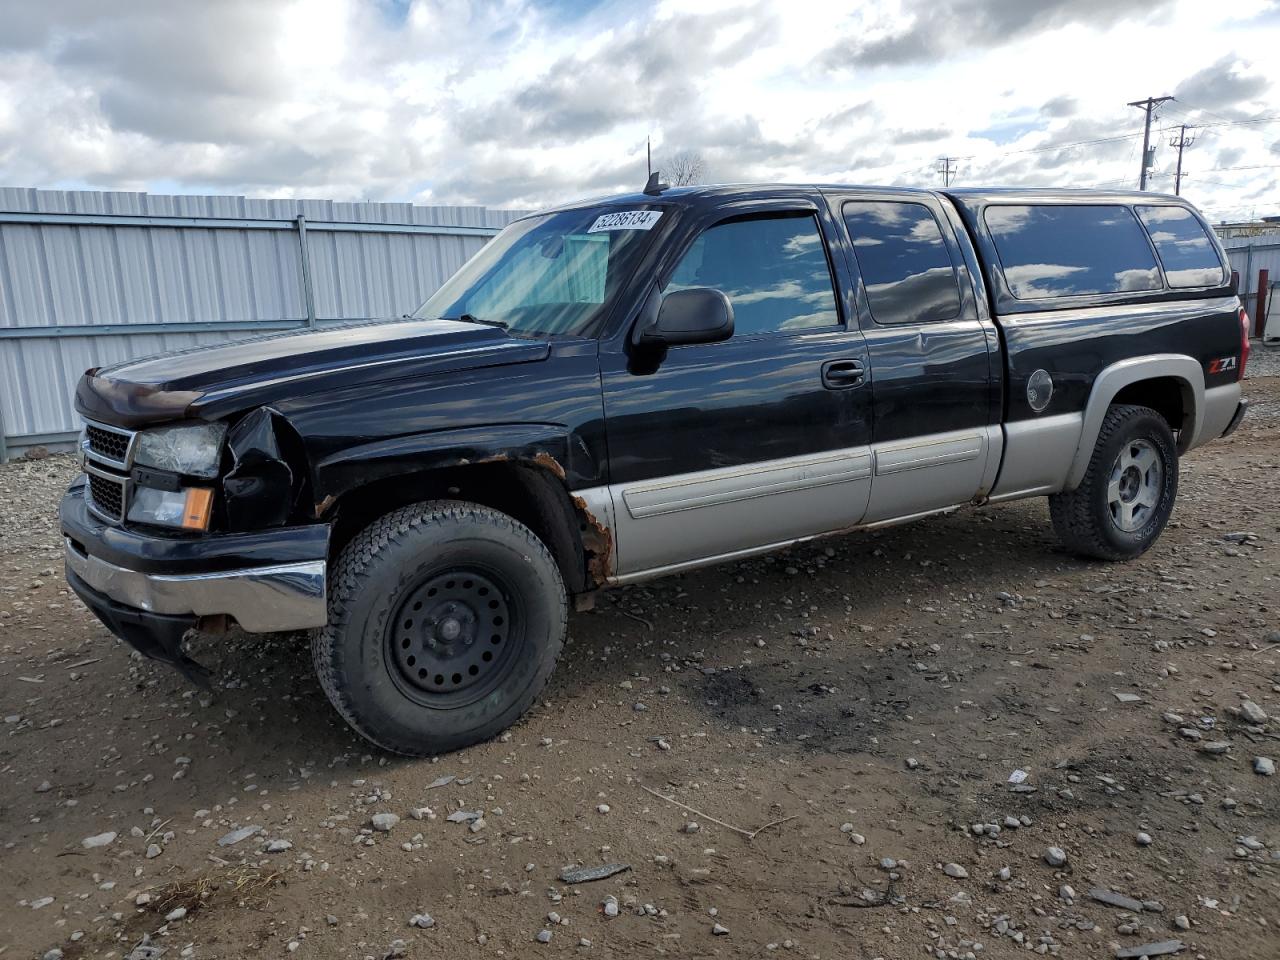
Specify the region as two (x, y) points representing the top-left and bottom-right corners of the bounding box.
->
(81, 420), (136, 525)
(87, 472), (126, 522)
(85, 423), (134, 465)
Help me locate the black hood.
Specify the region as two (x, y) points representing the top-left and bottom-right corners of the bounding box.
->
(75, 318), (550, 427)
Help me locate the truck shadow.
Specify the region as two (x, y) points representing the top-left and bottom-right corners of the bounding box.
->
(174, 496), (1111, 770)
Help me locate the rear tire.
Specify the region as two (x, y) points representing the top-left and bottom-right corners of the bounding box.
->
(313, 501), (567, 756)
(1049, 404), (1178, 561)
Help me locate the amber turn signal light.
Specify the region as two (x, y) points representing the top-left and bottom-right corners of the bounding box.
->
(181, 487), (214, 531)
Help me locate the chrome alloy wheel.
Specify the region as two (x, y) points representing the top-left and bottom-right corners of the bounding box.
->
(1107, 439), (1163, 533)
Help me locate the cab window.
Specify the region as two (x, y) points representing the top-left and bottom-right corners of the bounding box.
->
(842, 201), (963, 325)
(665, 213), (839, 336)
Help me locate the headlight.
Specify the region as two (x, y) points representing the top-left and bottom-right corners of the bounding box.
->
(127, 485), (215, 531)
(134, 422), (227, 478)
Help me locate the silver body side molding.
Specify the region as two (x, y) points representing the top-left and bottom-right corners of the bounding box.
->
(605, 504), (962, 586)
(581, 426), (1000, 582)
(863, 426), (999, 523)
(621, 448), (872, 519)
(65, 538), (327, 633)
(602, 444), (875, 576)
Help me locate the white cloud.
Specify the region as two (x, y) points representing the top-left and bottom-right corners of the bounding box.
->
(0, 0), (1276, 222)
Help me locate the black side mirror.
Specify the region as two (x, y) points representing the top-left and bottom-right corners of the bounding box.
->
(638, 287), (734, 347)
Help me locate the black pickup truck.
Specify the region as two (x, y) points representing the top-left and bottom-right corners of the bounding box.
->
(61, 183), (1250, 755)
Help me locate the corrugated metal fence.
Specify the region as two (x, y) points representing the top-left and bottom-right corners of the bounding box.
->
(0, 188), (526, 460)
(1223, 234), (1280, 344)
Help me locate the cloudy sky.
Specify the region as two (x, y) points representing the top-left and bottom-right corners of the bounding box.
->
(1, 0), (1277, 221)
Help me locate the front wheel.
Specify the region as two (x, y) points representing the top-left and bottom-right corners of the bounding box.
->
(313, 501), (567, 756)
(1049, 404), (1179, 561)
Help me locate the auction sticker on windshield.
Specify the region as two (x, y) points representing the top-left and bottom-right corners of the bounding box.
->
(587, 210), (663, 233)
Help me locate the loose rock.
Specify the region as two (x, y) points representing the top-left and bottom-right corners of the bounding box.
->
(217, 825), (261, 846)
(1114, 941), (1184, 958)
(1239, 700), (1268, 724)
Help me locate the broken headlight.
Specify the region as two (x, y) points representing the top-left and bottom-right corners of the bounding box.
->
(134, 422), (227, 478)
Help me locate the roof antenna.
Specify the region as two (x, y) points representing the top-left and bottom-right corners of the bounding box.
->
(643, 170), (669, 196)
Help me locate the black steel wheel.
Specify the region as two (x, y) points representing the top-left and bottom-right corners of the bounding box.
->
(387, 568), (519, 703)
(313, 501), (567, 756)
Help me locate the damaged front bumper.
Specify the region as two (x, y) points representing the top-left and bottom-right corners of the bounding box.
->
(61, 478), (329, 676)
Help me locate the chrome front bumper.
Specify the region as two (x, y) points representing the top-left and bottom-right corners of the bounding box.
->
(64, 537), (327, 633)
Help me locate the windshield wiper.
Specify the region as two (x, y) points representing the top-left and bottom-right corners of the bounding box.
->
(446, 313), (509, 330)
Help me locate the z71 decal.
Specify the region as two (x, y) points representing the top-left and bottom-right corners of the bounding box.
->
(1208, 356), (1238, 375)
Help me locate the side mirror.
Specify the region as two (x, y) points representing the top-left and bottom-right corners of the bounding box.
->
(639, 287), (734, 347)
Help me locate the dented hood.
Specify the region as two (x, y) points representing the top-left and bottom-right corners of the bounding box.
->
(75, 318), (550, 427)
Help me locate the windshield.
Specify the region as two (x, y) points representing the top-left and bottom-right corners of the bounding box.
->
(414, 206), (666, 337)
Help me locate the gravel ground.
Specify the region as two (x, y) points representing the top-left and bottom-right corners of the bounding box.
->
(2, 371), (1278, 960)
(1247, 341), (1280, 380)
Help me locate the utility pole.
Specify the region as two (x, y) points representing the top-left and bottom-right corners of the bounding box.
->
(646, 136), (652, 178)
(935, 157), (957, 188)
(1169, 124), (1196, 195)
(1127, 95), (1174, 190)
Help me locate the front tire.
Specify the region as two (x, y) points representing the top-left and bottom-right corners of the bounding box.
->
(1049, 404), (1178, 561)
(313, 501), (567, 756)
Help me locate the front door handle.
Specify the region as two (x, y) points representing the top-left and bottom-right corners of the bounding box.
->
(822, 358), (865, 389)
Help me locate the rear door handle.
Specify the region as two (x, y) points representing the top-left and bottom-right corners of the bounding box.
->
(822, 358), (865, 389)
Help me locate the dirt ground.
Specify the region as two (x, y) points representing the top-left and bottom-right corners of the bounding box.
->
(3, 361), (1279, 960)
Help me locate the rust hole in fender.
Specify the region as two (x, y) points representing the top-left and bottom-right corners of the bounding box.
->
(572, 494), (614, 585)
(532, 451), (567, 481)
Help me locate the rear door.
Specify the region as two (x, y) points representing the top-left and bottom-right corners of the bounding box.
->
(598, 198), (873, 577)
(826, 191), (1000, 522)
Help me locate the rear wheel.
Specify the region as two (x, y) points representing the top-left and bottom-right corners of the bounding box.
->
(1049, 404), (1178, 561)
(313, 501), (566, 756)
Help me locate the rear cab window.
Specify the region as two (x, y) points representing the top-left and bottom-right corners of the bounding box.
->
(984, 205), (1162, 300)
(1135, 205), (1227, 288)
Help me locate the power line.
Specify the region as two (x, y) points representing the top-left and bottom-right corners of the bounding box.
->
(900, 112), (1279, 179)
(1167, 97), (1241, 126)
(1176, 115), (1280, 130)
(864, 111), (1280, 189)
(1198, 163), (1280, 172)
(952, 129), (1144, 163)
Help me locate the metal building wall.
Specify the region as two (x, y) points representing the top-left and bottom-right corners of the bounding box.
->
(0, 188), (526, 459)
(1224, 234), (1280, 343)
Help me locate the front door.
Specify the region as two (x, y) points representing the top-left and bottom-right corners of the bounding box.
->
(599, 202), (873, 577)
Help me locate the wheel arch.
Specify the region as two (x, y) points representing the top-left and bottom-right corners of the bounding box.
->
(313, 426), (610, 594)
(1066, 354), (1204, 490)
